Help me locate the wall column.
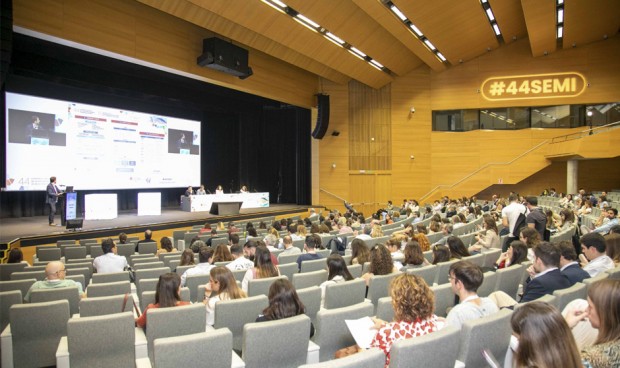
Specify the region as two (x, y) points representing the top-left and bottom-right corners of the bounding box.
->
(567, 160), (578, 194)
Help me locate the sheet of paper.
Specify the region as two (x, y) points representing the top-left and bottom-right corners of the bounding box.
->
(345, 316), (376, 349)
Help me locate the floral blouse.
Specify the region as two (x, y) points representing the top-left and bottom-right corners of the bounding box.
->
(370, 315), (439, 366)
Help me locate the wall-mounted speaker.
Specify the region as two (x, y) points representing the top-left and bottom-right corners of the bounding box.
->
(197, 37), (253, 79)
(312, 94), (330, 139)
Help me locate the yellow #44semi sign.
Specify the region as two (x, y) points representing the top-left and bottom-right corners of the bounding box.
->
(481, 72), (587, 101)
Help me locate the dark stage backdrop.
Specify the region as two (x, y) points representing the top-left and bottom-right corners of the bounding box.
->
(0, 33), (311, 218)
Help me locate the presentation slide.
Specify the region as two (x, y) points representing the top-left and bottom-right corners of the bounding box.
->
(4, 92), (201, 191)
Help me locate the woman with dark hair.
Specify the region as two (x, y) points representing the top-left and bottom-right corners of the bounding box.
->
(361, 244), (397, 285)
(369, 274), (438, 366)
(256, 279), (314, 337)
(323, 220), (333, 231)
(494, 241), (528, 269)
(310, 223), (320, 234)
(7, 248), (29, 265)
(246, 227), (258, 242)
(510, 302), (582, 368)
(555, 208), (576, 231)
(204, 267), (247, 326)
(565, 279), (620, 367)
(519, 227), (540, 261)
(156, 237), (177, 256)
(135, 272), (190, 328)
(606, 233), (620, 266)
(400, 241), (428, 271)
(178, 249), (195, 268)
(431, 245), (451, 265)
(351, 239), (370, 265)
(319, 224), (331, 234)
(319, 254), (354, 307)
(446, 236), (470, 259)
(428, 220), (442, 234)
(241, 246), (279, 292)
(212, 244), (234, 263)
(469, 217), (500, 253)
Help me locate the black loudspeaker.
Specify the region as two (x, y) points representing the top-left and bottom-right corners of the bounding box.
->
(197, 37), (253, 79)
(312, 94), (330, 139)
(66, 218), (83, 230)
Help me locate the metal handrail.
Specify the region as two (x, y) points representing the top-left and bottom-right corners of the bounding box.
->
(550, 120), (620, 144)
(419, 139), (550, 202)
(319, 189), (382, 207)
(319, 188), (346, 202)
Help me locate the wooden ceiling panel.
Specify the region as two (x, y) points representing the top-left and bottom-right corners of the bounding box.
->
(393, 0), (499, 64)
(521, 0), (557, 57)
(563, 0), (620, 49)
(489, 0), (528, 45)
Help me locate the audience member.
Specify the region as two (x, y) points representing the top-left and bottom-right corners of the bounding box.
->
(176, 249), (195, 270)
(525, 196), (547, 240)
(501, 194), (527, 251)
(93, 238), (128, 274)
(605, 233), (620, 266)
(118, 232), (128, 244)
(361, 244), (397, 285)
(446, 236), (470, 259)
(180, 246), (214, 287)
(226, 244), (254, 271)
(494, 241), (528, 269)
(432, 224), (453, 246)
(469, 217), (500, 253)
(242, 246), (280, 292)
(135, 229), (154, 252)
(559, 241), (591, 285)
(296, 234), (323, 271)
(351, 239), (370, 265)
(204, 266), (247, 326)
(212, 244), (233, 263)
(319, 254), (354, 307)
(156, 236), (177, 256)
(582, 208), (619, 235)
(256, 279), (314, 337)
(24, 261), (85, 302)
(580, 232), (615, 277)
(431, 245), (451, 265)
(386, 239), (404, 269)
(7, 248), (30, 266)
(519, 227), (541, 261)
(279, 235), (301, 258)
(243, 240), (258, 262)
(400, 241), (428, 271)
(135, 272), (190, 328)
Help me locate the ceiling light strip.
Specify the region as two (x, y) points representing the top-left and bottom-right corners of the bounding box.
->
(383, 1), (448, 64)
(261, 0), (393, 75)
(480, 0), (504, 43)
(556, 0), (564, 47)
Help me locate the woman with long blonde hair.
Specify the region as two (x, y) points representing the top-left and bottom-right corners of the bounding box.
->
(204, 266), (247, 326)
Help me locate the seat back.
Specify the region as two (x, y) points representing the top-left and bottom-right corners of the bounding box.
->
(375, 296), (394, 322)
(298, 348), (385, 368)
(606, 266), (620, 280)
(11, 270), (46, 281)
(131, 255), (159, 266)
(30, 286), (81, 315)
(153, 329), (233, 368)
(138, 242), (158, 255)
(79, 294), (135, 317)
(0, 290), (22, 332)
(465, 253), (485, 267)
(66, 267), (91, 286)
(242, 314), (311, 368)
(347, 264), (362, 279)
(0, 263), (27, 281)
(313, 302), (374, 361)
(430, 283), (454, 317)
(296, 286), (321, 324)
(0, 279), (35, 300)
(300, 259), (327, 274)
(135, 267), (170, 284)
(278, 253), (301, 265)
(293, 270), (328, 290)
(248, 275), (287, 297)
(367, 273), (399, 311)
(553, 282), (587, 311)
(136, 278), (159, 298)
(91, 271), (131, 284)
(583, 272), (609, 292)
(390, 325), (461, 368)
(323, 279), (366, 310)
(482, 248), (502, 268)
(36, 247), (61, 262)
(146, 303), (206, 361)
(133, 261), (165, 270)
(278, 262), (298, 281)
(10, 300), (70, 367)
(64, 246), (88, 261)
(67, 312), (135, 367)
(457, 309), (513, 367)
(495, 264), (524, 300)
(434, 259), (459, 285)
(406, 265), (438, 286)
(213, 295), (269, 351)
(477, 271), (498, 298)
(186, 274), (211, 302)
(116, 244), (135, 259)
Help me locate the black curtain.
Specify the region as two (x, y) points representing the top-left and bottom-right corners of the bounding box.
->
(0, 33), (311, 218)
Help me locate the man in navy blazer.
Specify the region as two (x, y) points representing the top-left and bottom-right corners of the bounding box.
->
(520, 242), (571, 303)
(559, 242), (590, 285)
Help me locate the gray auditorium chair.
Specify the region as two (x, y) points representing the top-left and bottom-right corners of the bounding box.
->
(135, 267), (170, 284)
(11, 270), (46, 281)
(431, 282), (454, 317)
(65, 267), (91, 287)
(553, 282), (587, 311)
(298, 348), (385, 368)
(465, 253), (485, 267)
(434, 259), (459, 285)
(87, 244), (104, 258)
(375, 296), (394, 323)
(91, 271), (131, 284)
(185, 274), (211, 303)
(79, 239), (98, 246)
(482, 248), (502, 268)
(406, 265), (438, 286)
(583, 272), (609, 292)
(63, 246), (87, 262)
(495, 264), (526, 300)
(116, 243), (135, 259)
(64, 275), (85, 292)
(293, 270), (328, 290)
(57, 240), (76, 247)
(145, 303), (206, 361)
(175, 265), (195, 277)
(367, 273), (399, 312)
(79, 294), (135, 317)
(297, 286), (321, 324)
(477, 270), (498, 298)
(347, 264), (362, 279)
(242, 315), (311, 368)
(213, 295), (269, 352)
(390, 325), (461, 368)
(278, 253), (301, 265)
(86, 275), (131, 298)
(133, 261), (166, 271)
(247, 275), (287, 297)
(56, 312), (135, 368)
(0, 263), (26, 281)
(0, 279), (36, 301)
(136, 278), (159, 298)
(278, 262), (299, 281)
(607, 266), (620, 280)
(456, 309), (513, 367)
(313, 302), (374, 362)
(0, 290), (22, 333)
(30, 286), (81, 315)
(323, 279), (366, 310)
(36, 246), (62, 262)
(131, 255), (159, 266)
(300, 258), (327, 273)
(138, 242), (158, 255)
(3, 300), (70, 368)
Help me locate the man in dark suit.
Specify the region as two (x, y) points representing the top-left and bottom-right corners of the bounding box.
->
(559, 241), (590, 285)
(520, 242), (571, 303)
(46, 176), (61, 226)
(135, 229), (154, 252)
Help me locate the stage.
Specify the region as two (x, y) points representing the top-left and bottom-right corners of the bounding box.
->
(0, 204), (313, 247)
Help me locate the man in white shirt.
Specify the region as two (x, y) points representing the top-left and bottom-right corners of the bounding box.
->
(181, 246), (214, 286)
(580, 232), (615, 277)
(226, 244), (254, 271)
(93, 238), (128, 274)
(501, 194), (526, 251)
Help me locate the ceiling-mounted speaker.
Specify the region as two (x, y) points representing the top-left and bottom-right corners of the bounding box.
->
(197, 37), (253, 79)
(312, 94), (330, 139)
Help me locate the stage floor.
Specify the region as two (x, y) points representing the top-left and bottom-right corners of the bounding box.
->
(0, 204), (311, 246)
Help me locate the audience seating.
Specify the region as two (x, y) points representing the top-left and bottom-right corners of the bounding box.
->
(56, 312), (135, 368)
(494, 264), (523, 300)
(185, 274), (211, 303)
(0, 291), (21, 333)
(482, 248), (502, 268)
(390, 325), (461, 368)
(136, 278), (159, 298)
(323, 279), (366, 310)
(0, 279), (36, 300)
(11, 270), (46, 281)
(57, 240), (76, 246)
(247, 275), (287, 297)
(213, 294), (269, 352)
(243, 314), (317, 368)
(313, 302), (374, 362)
(36, 247), (62, 262)
(278, 253), (301, 265)
(65, 267), (91, 287)
(298, 348), (385, 368)
(135, 267), (170, 284)
(293, 270), (328, 290)
(79, 239), (98, 247)
(30, 286), (81, 315)
(1, 300), (70, 368)
(423, 251), (433, 263)
(297, 286), (321, 324)
(79, 294), (135, 317)
(606, 266), (620, 280)
(133, 261), (166, 271)
(553, 282), (587, 311)
(456, 308), (513, 367)
(278, 262), (298, 281)
(300, 258), (327, 273)
(144, 303), (206, 362)
(131, 255), (159, 266)
(85, 243), (102, 257)
(116, 244), (135, 259)
(583, 273), (609, 291)
(375, 296), (394, 323)
(406, 265), (438, 286)
(366, 273), (399, 313)
(175, 265), (194, 278)
(477, 271), (498, 298)
(138, 242), (158, 255)
(347, 264), (362, 279)
(434, 259), (459, 285)
(0, 263), (27, 281)
(91, 271), (131, 284)
(430, 283), (454, 318)
(465, 253), (484, 267)
(65, 275), (85, 291)
(64, 246), (87, 262)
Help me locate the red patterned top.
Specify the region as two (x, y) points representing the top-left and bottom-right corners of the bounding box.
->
(370, 316), (439, 366)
